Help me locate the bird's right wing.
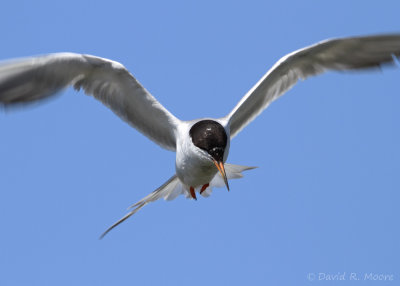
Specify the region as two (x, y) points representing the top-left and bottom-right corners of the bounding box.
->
(225, 34), (400, 139)
(0, 53), (179, 151)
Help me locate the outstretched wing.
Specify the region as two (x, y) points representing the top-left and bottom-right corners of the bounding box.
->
(0, 53), (180, 150)
(225, 34), (400, 139)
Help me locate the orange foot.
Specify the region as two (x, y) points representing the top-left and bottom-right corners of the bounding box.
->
(200, 183), (209, 194)
(190, 186), (197, 200)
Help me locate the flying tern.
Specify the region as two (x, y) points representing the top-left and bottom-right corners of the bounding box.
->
(0, 34), (399, 238)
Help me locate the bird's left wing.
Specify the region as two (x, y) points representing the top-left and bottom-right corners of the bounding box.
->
(225, 34), (400, 139)
(0, 53), (180, 151)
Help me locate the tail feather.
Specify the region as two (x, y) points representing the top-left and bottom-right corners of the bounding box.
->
(100, 163), (256, 238)
(210, 163), (257, 188)
(100, 175), (181, 239)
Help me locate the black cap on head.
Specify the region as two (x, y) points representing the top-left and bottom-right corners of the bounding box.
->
(189, 120), (227, 161)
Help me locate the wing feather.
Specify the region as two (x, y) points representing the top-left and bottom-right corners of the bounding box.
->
(225, 34), (400, 138)
(0, 53), (179, 150)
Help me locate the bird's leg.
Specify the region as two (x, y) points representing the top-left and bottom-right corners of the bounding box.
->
(190, 186), (197, 200)
(200, 183), (209, 194)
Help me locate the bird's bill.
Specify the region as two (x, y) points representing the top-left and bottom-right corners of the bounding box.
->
(213, 160), (230, 191)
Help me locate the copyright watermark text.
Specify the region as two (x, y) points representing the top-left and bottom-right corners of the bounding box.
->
(307, 272), (394, 282)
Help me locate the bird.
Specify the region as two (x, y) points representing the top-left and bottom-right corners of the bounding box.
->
(0, 34), (399, 238)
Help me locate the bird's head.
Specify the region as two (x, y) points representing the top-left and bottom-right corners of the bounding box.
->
(189, 120), (229, 190)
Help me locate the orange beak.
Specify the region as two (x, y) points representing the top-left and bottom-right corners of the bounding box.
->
(213, 160), (230, 191)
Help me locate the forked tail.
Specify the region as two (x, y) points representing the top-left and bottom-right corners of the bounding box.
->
(100, 163), (256, 238)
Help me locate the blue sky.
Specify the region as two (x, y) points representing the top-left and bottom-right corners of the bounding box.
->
(0, 1), (399, 285)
